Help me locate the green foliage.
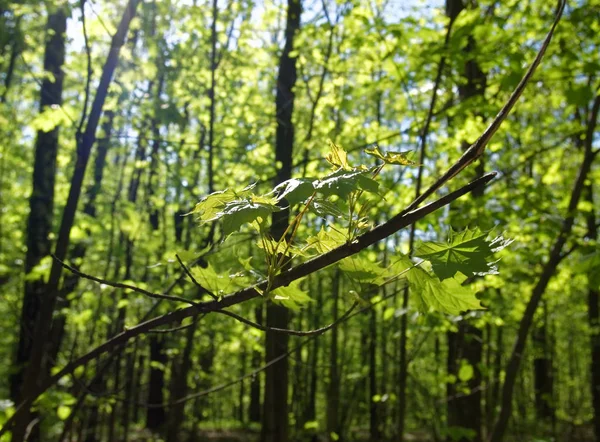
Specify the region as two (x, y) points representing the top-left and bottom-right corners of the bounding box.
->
(414, 227), (512, 280)
(389, 256), (484, 315)
(364, 145), (418, 166)
(271, 281), (313, 310)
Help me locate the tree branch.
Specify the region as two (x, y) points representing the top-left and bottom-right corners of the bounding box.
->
(53, 255), (202, 308)
(216, 302), (357, 336)
(404, 0), (566, 213)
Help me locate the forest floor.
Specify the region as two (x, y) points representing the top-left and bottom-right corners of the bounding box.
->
(132, 425), (597, 441)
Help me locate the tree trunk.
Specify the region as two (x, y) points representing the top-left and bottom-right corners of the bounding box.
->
(444, 1), (486, 440)
(146, 335), (167, 431)
(261, 0), (301, 441)
(166, 319), (199, 442)
(585, 184), (600, 441)
(533, 308), (554, 420)
(490, 94), (600, 442)
(10, 8), (66, 441)
(327, 272), (341, 441)
(369, 294), (380, 442)
(447, 323), (483, 442)
(10, 2), (139, 438)
(249, 305), (263, 423)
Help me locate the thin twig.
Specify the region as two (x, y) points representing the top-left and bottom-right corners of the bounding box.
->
(175, 254), (217, 300)
(145, 314), (205, 334)
(76, 0), (93, 140)
(52, 255), (203, 309)
(216, 301), (358, 336)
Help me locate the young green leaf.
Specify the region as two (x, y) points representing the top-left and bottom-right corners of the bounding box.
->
(414, 228), (510, 280)
(325, 140), (351, 170)
(219, 200), (281, 236)
(338, 255), (388, 285)
(389, 256), (483, 315)
(364, 145), (418, 166)
(271, 281), (313, 311)
(305, 227), (347, 253)
(315, 169), (379, 199)
(273, 178), (315, 206)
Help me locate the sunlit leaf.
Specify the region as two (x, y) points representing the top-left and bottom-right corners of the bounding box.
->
(273, 178), (315, 206)
(414, 228), (511, 280)
(315, 169), (379, 199)
(189, 189), (238, 222)
(306, 227), (347, 254)
(389, 256), (483, 315)
(325, 140), (351, 170)
(271, 280), (313, 310)
(338, 255), (388, 285)
(220, 200), (281, 236)
(57, 405), (71, 420)
(364, 145), (418, 166)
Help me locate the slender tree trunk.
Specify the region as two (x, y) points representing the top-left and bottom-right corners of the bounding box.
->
(369, 293), (380, 442)
(47, 110), (115, 366)
(444, 1), (486, 440)
(10, 8), (66, 441)
(533, 307), (554, 420)
(327, 272), (341, 441)
(146, 335), (167, 431)
(0, 16), (21, 103)
(207, 0), (218, 194)
(10, 2), (139, 439)
(490, 94), (600, 442)
(166, 319), (199, 441)
(249, 305), (263, 423)
(447, 324), (483, 442)
(261, 1), (301, 441)
(304, 277), (322, 428)
(586, 184), (600, 441)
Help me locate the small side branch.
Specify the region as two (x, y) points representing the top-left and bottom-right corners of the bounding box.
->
(216, 302), (358, 336)
(52, 255), (203, 309)
(175, 254), (217, 300)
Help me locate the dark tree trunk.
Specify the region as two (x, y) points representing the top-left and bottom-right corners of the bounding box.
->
(261, 0), (301, 441)
(249, 305), (263, 423)
(166, 319), (199, 442)
(369, 295), (380, 442)
(447, 323), (483, 442)
(47, 110), (115, 366)
(585, 184), (600, 441)
(1, 16), (21, 103)
(490, 95), (600, 442)
(11, 2), (139, 439)
(10, 8), (66, 441)
(533, 310), (554, 420)
(304, 277), (322, 426)
(444, 1), (486, 440)
(327, 273), (341, 441)
(146, 335), (167, 431)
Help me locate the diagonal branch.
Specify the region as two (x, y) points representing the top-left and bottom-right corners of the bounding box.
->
(175, 254), (217, 300)
(404, 0), (566, 213)
(53, 255), (203, 308)
(216, 302), (358, 337)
